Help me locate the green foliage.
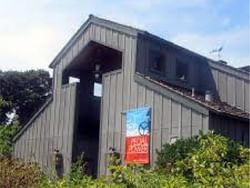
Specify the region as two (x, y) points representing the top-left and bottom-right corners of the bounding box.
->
(0, 156), (43, 188)
(1, 132), (249, 188)
(0, 98), (19, 155)
(40, 162), (190, 188)
(0, 97), (11, 123)
(156, 135), (199, 172)
(157, 131), (250, 187)
(0, 69), (51, 124)
(108, 163), (190, 188)
(0, 124), (18, 156)
(68, 154), (87, 184)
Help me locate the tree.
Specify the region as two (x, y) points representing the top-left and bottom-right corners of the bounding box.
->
(0, 97), (10, 124)
(0, 69), (52, 125)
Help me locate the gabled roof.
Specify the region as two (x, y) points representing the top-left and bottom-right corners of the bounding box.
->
(49, 15), (250, 80)
(49, 15), (142, 68)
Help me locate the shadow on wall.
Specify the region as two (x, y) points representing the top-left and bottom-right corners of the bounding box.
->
(136, 33), (219, 100)
(198, 59), (219, 100)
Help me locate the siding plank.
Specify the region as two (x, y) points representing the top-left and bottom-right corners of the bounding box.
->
(244, 81), (249, 112)
(181, 106), (192, 138)
(161, 97), (171, 144)
(235, 78), (244, 109)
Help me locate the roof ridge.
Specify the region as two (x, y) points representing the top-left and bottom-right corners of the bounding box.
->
(88, 14), (145, 34)
(49, 15), (249, 79)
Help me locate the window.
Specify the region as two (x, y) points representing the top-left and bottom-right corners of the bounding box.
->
(149, 50), (165, 73)
(176, 60), (188, 81)
(69, 76), (80, 84)
(93, 82), (102, 97)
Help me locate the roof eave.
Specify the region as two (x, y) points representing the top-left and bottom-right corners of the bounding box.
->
(135, 72), (250, 121)
(49, 15), (93, 68)
(49, 14), (141, 69)
(140, 32), (250, 78)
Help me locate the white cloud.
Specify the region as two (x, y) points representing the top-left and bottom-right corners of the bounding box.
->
(171, 26), (249, 67)
(0, 24), (66, 72)
(0, 0), (248, 73)
(123, 0), (208, 11)
(0, 0), (85, 72)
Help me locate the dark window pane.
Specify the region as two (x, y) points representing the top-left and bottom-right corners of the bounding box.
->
(176, 60), (188, 81)
(149, 50), (165, 73)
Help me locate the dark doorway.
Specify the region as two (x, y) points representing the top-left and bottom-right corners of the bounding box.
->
(62, 41), (122, 176)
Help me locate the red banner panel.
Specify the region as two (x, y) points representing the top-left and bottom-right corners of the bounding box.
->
(125, 135), (150, 164)
(124, 107), (151, 164)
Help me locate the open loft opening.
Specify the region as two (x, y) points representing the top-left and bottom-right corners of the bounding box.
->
(61, 41), (122, 176)
(62, 41), (122, 84)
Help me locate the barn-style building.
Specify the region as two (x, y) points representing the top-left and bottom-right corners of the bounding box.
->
(12, 15), (249, 176)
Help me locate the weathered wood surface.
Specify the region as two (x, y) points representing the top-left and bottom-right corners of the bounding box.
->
(13, 16), (249, 177)
(13, 83), (78, 173)
(136, 35), (250, 113)
(101, 70), (209, 174)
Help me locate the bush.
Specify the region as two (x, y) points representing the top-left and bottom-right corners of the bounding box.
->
(156, 135), (199, 172)
(0, 156), (43, 188)
(0, 124), (18, 156)
(1, 131), (249, 188)
(156, 131), (250, 187)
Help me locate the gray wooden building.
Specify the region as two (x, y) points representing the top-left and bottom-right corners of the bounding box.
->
(12, 15), (249, 176)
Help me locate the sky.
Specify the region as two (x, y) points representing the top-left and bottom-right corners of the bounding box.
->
(0, 0), (249, 73)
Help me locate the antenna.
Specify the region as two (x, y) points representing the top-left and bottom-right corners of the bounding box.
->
(210, 45), (223, 59)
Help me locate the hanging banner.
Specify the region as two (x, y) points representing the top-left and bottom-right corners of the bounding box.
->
(125, 107), (151, 164)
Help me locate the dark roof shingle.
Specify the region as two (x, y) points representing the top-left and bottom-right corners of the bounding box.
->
(140, 74), (250, 120)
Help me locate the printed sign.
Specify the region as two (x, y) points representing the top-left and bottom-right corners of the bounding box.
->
(125, 107), (151, 164)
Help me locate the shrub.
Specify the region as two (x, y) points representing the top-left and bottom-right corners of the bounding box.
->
(1, 131), (249, 188)
(108, 163), (190, 188)
(0, 124), (18, 156)
(156, 135), (199, 172)
(156, 131), (250, 187)
(39, 151), (190, 188)
(0, 156), (43, 188)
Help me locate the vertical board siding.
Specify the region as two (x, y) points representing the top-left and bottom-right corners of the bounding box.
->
(244, 81), (250, 112)
(211, 68), (249, 112)
(97, 25), (209, 174)
(14, 22), (213, 177)
(114, 73), (123, 151)
(209, 114), (249, 146)
(108, 74), (117, 153)
(152, 93), (162, 163)
(136, 35), (249, 113)
(218, 72), (227, 102)
(235, 78), (244, 109)
(181, 106), (192, 138)
(36, 21), (210, 175)
(191, 110), (202, 136)
(99, 74), (110, 175)
(101, 71), (208, 174)
(227, 76), (235, 106)
(161, 97), (171, 144)
(13, 84), (78, 174)
(171, 101), (180, 137)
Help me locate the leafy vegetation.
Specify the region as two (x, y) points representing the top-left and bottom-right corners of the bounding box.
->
(0, 97), (19, 156)
(156, 135), (199, 173)
(0, 156), (43, 188)
(0, 69), (51, 125)
(0, 131), (249, 188)
(157, 131), (250, 187)
(0, 124), (18, 156)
